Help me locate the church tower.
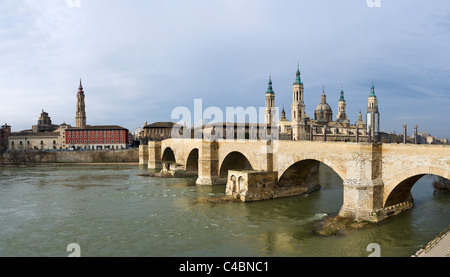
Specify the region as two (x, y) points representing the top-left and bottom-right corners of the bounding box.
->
(366, 81), (380, 142)
(336, 86), (349, 124)
(76, 79), (87, 128)
(265, 74), (276, 125)
(291, 63), (307, 140)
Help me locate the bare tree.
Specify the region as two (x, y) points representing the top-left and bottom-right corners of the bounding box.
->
(7, 150), (37, 166)
(433, 176), (450, 193)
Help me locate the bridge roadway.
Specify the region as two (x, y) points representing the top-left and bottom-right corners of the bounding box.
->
(139, 138), (450, 223)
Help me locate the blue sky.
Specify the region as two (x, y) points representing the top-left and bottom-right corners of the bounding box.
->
(1, 0), (449, 139)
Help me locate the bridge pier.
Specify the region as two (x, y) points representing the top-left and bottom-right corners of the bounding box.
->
(338, 143), (385, 222)
(196, 140), (221, 185)
(339, 179), (384, 221)
(147, 141), (162, 170)
(139, 144), (148, 166)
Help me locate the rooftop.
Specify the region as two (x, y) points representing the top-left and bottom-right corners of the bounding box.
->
(66, 125), (128, 131)
(143, 122), (177, 129)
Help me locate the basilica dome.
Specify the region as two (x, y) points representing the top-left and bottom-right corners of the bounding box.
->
(314, 88), (333, 123)
(315, 102), (332, 112)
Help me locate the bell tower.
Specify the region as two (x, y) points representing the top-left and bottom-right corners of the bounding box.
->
(265, 74), (276, 125)
(291, 63), (307, 140)
(76, 79), (87, 128)
(337, 86), (349, 124)
(366, 81), (380, 142)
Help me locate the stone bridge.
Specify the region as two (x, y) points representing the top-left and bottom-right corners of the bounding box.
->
(139, 139), (450, 222)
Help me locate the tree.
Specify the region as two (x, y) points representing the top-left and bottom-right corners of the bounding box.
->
(433, 176), (450, 193)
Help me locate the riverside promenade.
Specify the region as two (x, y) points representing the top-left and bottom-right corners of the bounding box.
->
(414, 225), (450, 257)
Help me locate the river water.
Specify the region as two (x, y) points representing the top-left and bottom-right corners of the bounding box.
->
(0, 164), (448, 257)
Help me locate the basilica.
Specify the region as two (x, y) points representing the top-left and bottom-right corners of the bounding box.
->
(266, 64), (380, 142)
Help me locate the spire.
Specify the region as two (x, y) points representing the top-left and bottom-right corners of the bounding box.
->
(281, 105), (286, 119)
(370, 81), (376, 97)
(340, 85), (345, 102)
(78, 79), (84, 95)
(294, 62), (302, 85)
(356, 109), (364, 125)
(266, 74), (274, 94)
(321, 86), (326, 103)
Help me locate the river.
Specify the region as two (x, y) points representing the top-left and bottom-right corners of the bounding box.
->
(0, 164), (448, 257)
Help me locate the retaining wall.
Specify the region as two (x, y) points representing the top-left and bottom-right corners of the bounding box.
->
(2, 149), (139, 164)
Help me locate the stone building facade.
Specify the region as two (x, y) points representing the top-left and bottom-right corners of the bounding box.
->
(142, 122), (177, 141)
(9, 111), (69, 150)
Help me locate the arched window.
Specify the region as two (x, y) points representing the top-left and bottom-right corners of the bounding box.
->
(238, 176), (245, 191)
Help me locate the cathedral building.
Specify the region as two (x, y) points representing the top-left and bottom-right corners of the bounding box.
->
(266, 64), (379, 142)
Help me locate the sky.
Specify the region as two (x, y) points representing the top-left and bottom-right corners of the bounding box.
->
(1, 0), (449, 139)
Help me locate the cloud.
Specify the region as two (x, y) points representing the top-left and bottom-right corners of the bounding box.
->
(1, 0), (449, 139)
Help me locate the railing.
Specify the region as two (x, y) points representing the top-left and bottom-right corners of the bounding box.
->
(423, 224), (450, 253)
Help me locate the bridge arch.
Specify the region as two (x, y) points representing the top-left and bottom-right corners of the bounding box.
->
(278, 158), (346, 183)
(219, 151), (253, 178)
(162, 147), (176, 163)
(185, 148), (199, 173)
(384, 167), (450, 207)
(277, 159), (344, 197)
